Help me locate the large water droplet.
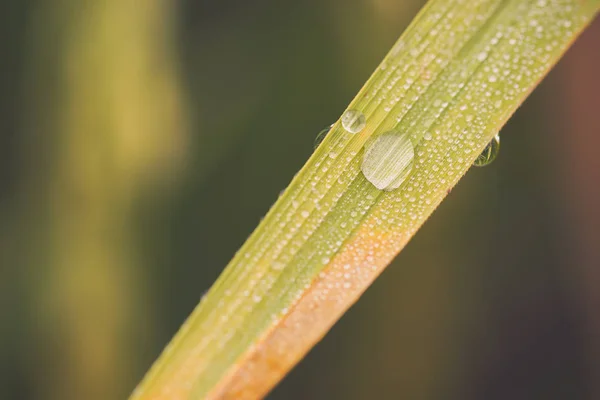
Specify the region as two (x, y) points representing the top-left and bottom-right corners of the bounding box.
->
(341, 110), (366, 134)
(361, 130), (415, 191)
(473, 134), (500, 167)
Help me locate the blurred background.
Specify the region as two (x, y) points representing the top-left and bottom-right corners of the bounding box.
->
(1, 1), (599, 399)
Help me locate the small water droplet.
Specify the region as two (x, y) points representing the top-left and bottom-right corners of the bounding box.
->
(314, 124), (333, 149)
(272, 261), (285, 271)
(361, 130), (415, 191)
(476, 52), (488, 62)
(473, 134), (500, 167)
(341, 110), (366, 134)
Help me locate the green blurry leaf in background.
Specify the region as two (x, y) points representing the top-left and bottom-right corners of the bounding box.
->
(12, 0), (188, 399)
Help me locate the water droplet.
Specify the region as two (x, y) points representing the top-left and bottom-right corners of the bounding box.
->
(341, 110), (366, 134)
(313, 126), (331, 149)
(272, 261), (285, 271)
(361, 130), (415, 191)
(473, 134), (500, 167)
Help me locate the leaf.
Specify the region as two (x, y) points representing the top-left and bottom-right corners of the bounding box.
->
(131, 1), (600, 399)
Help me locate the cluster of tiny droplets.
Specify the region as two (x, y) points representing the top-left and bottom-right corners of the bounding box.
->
(149, 1), (593, 397)
(372, 0), (584, 242)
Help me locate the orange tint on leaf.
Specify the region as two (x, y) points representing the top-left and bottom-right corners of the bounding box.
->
(206, 217), (412, 399)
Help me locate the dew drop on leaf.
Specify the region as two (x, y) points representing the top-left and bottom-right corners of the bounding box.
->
(361, 130), (415, 191)
(341, 110), (366, 134)
(473, 134), (500, 167)
(314, 126), (330, 150)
